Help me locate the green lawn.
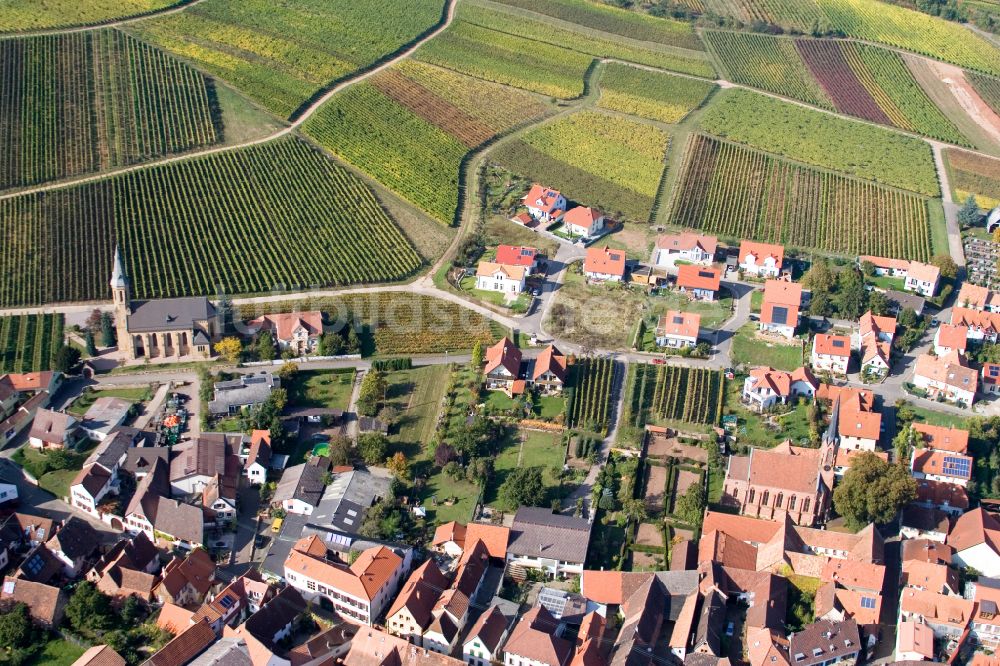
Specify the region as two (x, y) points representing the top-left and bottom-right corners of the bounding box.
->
(286, 369), (355, 411)
(28, 639), (86, 666)
(648, 290), (734, 330)
(13, 441), (98, 498)
(750, 289), (763, 313)
(485, 390), (519, 411)
(723, 379), (814, 448)
(67, 386), (151, 417)
(486, 428), (567, 508)
(386, 365), (451, 458)
(908, 405), (973, 429)
(731, 324), (803, 371)
(865, 274), (905, 291)
(534, 395), (566, 420)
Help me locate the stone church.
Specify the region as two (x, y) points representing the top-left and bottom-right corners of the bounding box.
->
(111, 248), (221, 361)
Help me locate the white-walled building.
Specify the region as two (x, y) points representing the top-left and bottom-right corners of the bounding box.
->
(475, 262), (526, 295)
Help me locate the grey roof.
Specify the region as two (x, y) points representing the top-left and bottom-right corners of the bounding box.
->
(84, 427), (136, 471)
(885, 289), (925, 315)
(48, 517), (98, 561)
(170, 434), (241, 482)
(123, 446), (171, 476)
(244, 587), (306, 648)
(692, 590), (725, 655)
(508, 507), (592, 565)
(187, 638), (252, 666)
(28, 408), (76, 443)
(152, 497), (205, 545)
(126, 297), (216, 333)
(81, 397), (132, 438)
(208, 374), (279, 415)
(357, 416), (388, 434)
(272, 463), (325, 507)
(789, 619), (861, 666)
(311, 469), (391, 535)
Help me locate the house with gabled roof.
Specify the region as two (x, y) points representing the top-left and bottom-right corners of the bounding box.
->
(739, 241), (784, 278)
(154, 548), (216, 606)
(530, 344), (567, 394)
(583, 246), (626, 282)
(242, 429), (271, 485)
(476, 262), (526, 295)
(386, 559), (450, 645)
(484, 337), (523, 396)
(246, 310), (323, 356)
(507, 508), (592, 578)
(857, 311), (896, 377)
(913, 350), (978, 407)
(914, 478), (969, 517)
(522, 184), (566, 223)
(958, 282), (1000, 313)
(811, 334), (851, 375)
(272, 460), (327, 516)
(656, 311), (701, 349)
(984, 363), (1000, 394)
(0, 577), (67, 629)
(28, 408), (78, 449)
(87, 531), (160, 602)
(820, 387), (882, 452)
(895, 619), (934, 662)
(759, 279), (802, 339)
(904, 261), (940, 298)
(899, 587), (973, 643)
(46, 516), (99, 577)
(503, 605), (573, 666)
(677, 265), (721, 301)
(951, 306), (1000, 343)
(563, 206), (605, 238)
(788, 619), (860, 666)
(949, 507), (1000, 577)
(741, 366), (817, 412)
(654, 232), (717, 267)
(911, 449), (973, 487)
(935, 323), (968, 357)
(464, 604), (514, 666)
(495, 245), (539, 271)
(424, 540), (489, 655)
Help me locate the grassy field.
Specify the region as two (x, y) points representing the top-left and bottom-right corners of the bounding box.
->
(598, 62), (717, 124)
(722, 379), (815, 448)
(14, 440), (99, 499)
(487, 428), (567, 507)
(731, 324), (804, 371)
(26, 638), (87, 666)
(133, 0), (446, 118)
(67, 386), (151, 417)
(286, 369), (356, 411)
(698, 89), (939, 196)
(385, 365), (450, 458)
(547, 269), (646, 349)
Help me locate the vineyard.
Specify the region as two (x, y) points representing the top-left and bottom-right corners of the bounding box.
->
(945, 149), (1000, 208)
(132, 0), (445, 118)
(567, 357), (616, 434)
(235, 293), (503, 355)
(0, 314), (65, 373)
(668, 134), (933, 261)
(969, 72), (1000, 115)
(0, 137), (422, 307)
(697, 89), (940, 196)
(492, 111), (670, 222)
(303, 61), (549, 224)
(598, 62), (716, 124)
(0, 30), (219, 191)
(698, 0), (829, 31)
(702, 31), (831, 108)
(630, 363), (724, 426)
(0, 0), (177, 32)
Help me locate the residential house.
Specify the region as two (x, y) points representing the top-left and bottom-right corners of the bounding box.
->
(475, 262), (526, 295)
(741, 366), (818, 412)
(984, 363), (1000, 394)
(914, 478), (969, 517)
(530, 345), (567, 394)
(272, 461), (327, 515)
(913, 351), (977, 407)
(816, 386), (881, 452)
(169, 432), (242, 497)
(431, 521), (510, 563)
(145, 619), (217, 666)
(901, 559), (959, 595)
(858, 311), (896, 377)
(723, 440), (835, 526)
(79, 397), (132, 442)
(46, 517), (99, 577)
(386, 559), (450, 644)
(900, 505), (951, 542)
(957, 283), (1000, 313)
(309, 467), (391, 537)
(495, 245), (539, 272)
(811, 334), (851, 375)
(563, 206), (604, 238)
(506, 507), (591, 578)
(87, 531), (160, 602)
(246, 311), (324, 356)
(914, 422), (970, 454)
(788, 619), (860, 666)
(951, 306), (1000, 343)
(193, 570), (273, 635)
(284, 539), (407, 625)
(522, 184), (566, 223)
(949, 508), (1000, 577)
(74, 645), (127, 666)
(885, 289), (925, 317)
(904, 262), (941, 298)
(860, 255), (910, 278)
(464, 604), (514, 666)
(69, 465), (114, 519)
(739, 241), (784, 278)
(677, 265), (721, 302)
(240, 586), (306, 650)
(432, 522), (467, 558)
(154, 548), (216, 606)
(423, 541), (489, 654)
(285, 622), (358, 665)
(833, 449), (888, 480)
(242, 429), (272, 485)
(813, 583), (881, 627)
(208, 373), (280, 416)
(759, 280), (802, 339)
(899, 587), (973, 646)
(654, 232), (717, 267)
(0, 482), (15, 508)
(895, 620), (934, 662)
(0, 577), (67, 629)
(583, 246), (625, 282)
(935, 324), (969, 356)
(342, 627), (465, 666)
(503, 605), (573, 666)
(655, 311), (701, 349)
(911, 449), (973, 487)
(28, 408), (77, 449)
(484, 337), (523, 396)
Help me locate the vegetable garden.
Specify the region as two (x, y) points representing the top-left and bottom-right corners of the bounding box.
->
(567, 357), (616, 434)
(303, 61), (549, 224)
(132, 0), (446, 118)
(0, 0), (178, 32)
(598, 62), (717, 124)
(0, 30), (220, 191)
(491, 111), (671, 222)
(0, 137), (422, 307)
(0, 314), (65, 373)
(668, 134), (934, 261)
(630, 363), (724, 426)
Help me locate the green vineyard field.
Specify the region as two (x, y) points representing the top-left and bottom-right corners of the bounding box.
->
(0, 0), (178, 32)
(567, 357), (616, 434)
(0, 137), (422, 307)
(0, 30), (219, 191)
(0, 314), (65, 373)
(598, 62), (716, 124)
(668, 134), (933, 261)
(969, 72), (1000, 116)
(630, 363), (724, 426)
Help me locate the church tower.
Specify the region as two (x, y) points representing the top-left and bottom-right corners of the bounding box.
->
(110, 246), (133, 358)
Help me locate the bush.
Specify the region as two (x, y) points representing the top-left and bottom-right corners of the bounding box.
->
(372, 357), (412, 371)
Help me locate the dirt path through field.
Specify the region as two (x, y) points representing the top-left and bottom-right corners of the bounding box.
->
(926, 60), (1000, 147)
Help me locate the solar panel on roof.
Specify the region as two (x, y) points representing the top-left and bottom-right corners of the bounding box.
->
(772, 306), (788, 325)
(219, 595), (235, 609)
(943, 456), (971, 477)
(698, 270), (714, 278)
(832, 339), (845, 347)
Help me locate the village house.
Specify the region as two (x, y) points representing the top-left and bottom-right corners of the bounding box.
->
(475, 262), (526, 295)
(241, 429), (272, 485)
(169, 432), (242, 497)
(79, 397), (132, 441)
(272, 460), (326, 515)
(529, 344), (567, 394)
(562, 206), (605, 238)
(860, 256), (940, 298)
(111, 248), (220, 361)
(483, 337), (523, 396)
(788, 619), (861, 666)
(653, 232), (717, 267)
(741, 366), (818, 412)
(723, 440), (835, 526)
(431, 521), (510, 562)
(896, 620), (935, 662)
(583, 246), (626, 282)
(816, 386), (881, 452)
(154, 548), (216, 606)
(948, 508), (1000, 577)
(46, 517), (99, 578)
(935, 323), (969, 356)
(423, 541), (489, 654)
(522, 184), (566, 223)
(283, 537), (408, 625)
(86, 531), (160, 602)
(0, 577), (67, 629)
(951, 306), (1000, 343)
(899, 587), (974, 648)
(502, 605), (574, 666)
(858, 311), (896, 377)
(739, 241), (784, 278)
(246, 310), (324, 356)
(655, 311), (701, 349)
(958, 283), (1000, 313)
(386, 559), (450, 645)
(759, 279), (802, 339)
(495, 245), (539, 272)
(125, 459), (206, 550)
(0, 372), (61, 449)
(811, 333), (851, 375)
(676, 264), (721, 301)
(506, 507), (592, 578)
(911, 449), (973, 487)
(207, 373), (280, 416)
(914, 478), (969, 517)
(985, 363), (1000, 394)
(463, 604), (514, 666)
(913, 351), (978, 407)
(28, 408), (78, 449)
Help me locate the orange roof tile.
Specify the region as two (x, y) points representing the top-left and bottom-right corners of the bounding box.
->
(584, 246), (625, 277)
(740, 241), (784, 267)
(912, 449), (973, 481)
(949, 507), (1000, 554)
(484, 337), (521, 377)
(532, 345), (567, 382)
(495, 245), (538, 267)
(677, 264), (720, 292)
(907, 261), (940, 284)
(936, 323), (968, 351)
(523, 184), (563, 215)
(475, 261), (526, 281)
(432, 521), (466, 549)
(656, 311), (701, 340)
(897, 620), (934, 659)
(914, 351), (977, 392)
(702, 511), (783, 545)
(563, 206), (603, 228)
(813, 333), (851, 357)
(465, 522), (510, 560)
(859, 311), (896, 339)
(821, 558), (885, 592)
(913, 422), (969, 454)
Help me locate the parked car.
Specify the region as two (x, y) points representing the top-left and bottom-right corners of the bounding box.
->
(725, 622), (735, 637)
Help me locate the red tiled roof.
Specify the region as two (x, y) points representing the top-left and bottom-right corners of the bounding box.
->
(532, 345), (567, 382)
(860, 255), (909, 271)
(432, 521), (466, 549)
(495, 245), (538, 267)
(913, 422), (969, 454)
(914, 351), (977, 392)
(907, 261), (940, 284)
(701, 511), (783, 545)
(949, 507), (1000, 554)
(465, 523), (509, 560)
(475, 262), (526, 281)
(523, 184), (563, 215)
(656, 311), (701, 341)
(677, 264), (720, 292)
(656, 232), (717, 255)
(747, 366), (817, 397)
(912, 449), (973, 481)
(813, 333), (851, 357)
(821, 558), (885, 592)
(897, 620), (934, 660)
(952, 306), (1000, 334)
(859, 311), (896, 339)
(915, 478), (969, 510)
(763, 279), (802, 307)
(957, 282), (996, 310)
(584, 246), (625, 277)
(563, 206), (602, 228)
(740, 241), (784, 267)
(248, 311), (322, 342)
(484, 338), (521, 377)
(936, 323), (968, 351)
(747, 441), (823, 494)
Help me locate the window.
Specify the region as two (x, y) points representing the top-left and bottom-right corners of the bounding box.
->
(802, 498), (810, 513)
(788, 495), (796, 511)
(775, 493), (783, 508)
(761, 490), (769, 506)
(749, 489), (755, 503)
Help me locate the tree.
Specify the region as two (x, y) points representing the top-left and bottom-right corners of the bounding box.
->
(496, 467), (546, 510)
(386, 452), (410, 481)
(621, 498), (647, 523)
(894, 425), (919, 466)
(258, 331), (275, 361)
(318, 332), (344, 357)
(959, 194), (981, 228)
(100, 311), (115, 347)
(357, 370), (386, 417)
(277, 362), (298, 380)
(808, 290), (832, 317)
(0, 602), (31, 650)
(466, 456), (494, 484)
(327, 436), (353, 467)
(859, 260), (875, 278)
(434, 442), (457, 467)
(358, 433), (389, 466)
(836, 269), (866, 319)
(214, 337), (242, 364)
(833, 452), (917, 530)
(85, 330), (98, 356)
(86, 308), (103, 334)
(930, 254), (958, 280)
(674, 484), (705, 527)
(867, 290), (890, 316)
(802, 258), (834, 294)
(346, 326), (361, 354)
(64, 581), (115, 637)
(898, 307), (918, 329)
(120, 595), (142, 625)
(471, 339), (484, 368)
(53, 345), (80, 373)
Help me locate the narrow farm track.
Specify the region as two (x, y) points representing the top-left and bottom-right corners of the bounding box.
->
(0, 0), (209, 37)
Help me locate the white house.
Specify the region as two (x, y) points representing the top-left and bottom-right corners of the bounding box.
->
(949, 508), (1000, 578)
(506, 508), (591, 578)
(583, 246), (625, 282)
(69, 465), (114, 519)
(741, 366), (818, 412)
(952, 307), (1000, 344)
(0, 482), (17, 507)
(759, 280), (802, 339)
(904, 262), (940, 298)
(475, 262), (526, 295)
(739, 240), (784, 278)
(655, 311), (700, 349)
(503, 606), (573, 666)
(913, 351), (977, 407)
(653, 232), (717, 267)
(272, 463), (325, 516)
(463, 605), (512, 666)
(522, 184), (566, 223)
(242, 430), (271, 486)
(386, 560), (449, 645)
(858, 312), (896, 378)
(246, 311), (324, 356)
(562, 206), (604, 238)
(859, 255), (910, 278)
(956, 283), (1000, 313)
(934, 324), (968, 356)
(811, 334), (851, 375)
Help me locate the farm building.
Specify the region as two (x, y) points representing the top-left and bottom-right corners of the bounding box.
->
(28, 408), (78, 449)
(810, 334), (851, 376)
(563, 206), (605, 238)
(759, 280), (802, 339)
(738, 241), (784, 278)
(676, 265), (720, 301)
(653, 232), (717, 267)
(655, 311), (701, 349)
(475, 262), (526, 295)
(521, 184), (565, 223)
(583, 246), (626, 282)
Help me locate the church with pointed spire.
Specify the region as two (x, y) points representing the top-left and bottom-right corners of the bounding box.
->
(111, 247), (221, 361)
